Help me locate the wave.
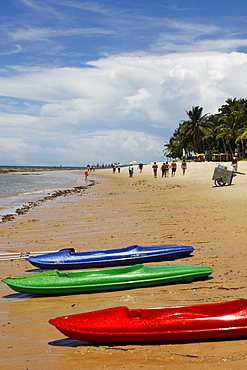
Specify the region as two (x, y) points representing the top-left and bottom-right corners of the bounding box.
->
(20, 187), (72, 196)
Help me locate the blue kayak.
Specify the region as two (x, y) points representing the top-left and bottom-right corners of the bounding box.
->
(27, 245), (194, 270)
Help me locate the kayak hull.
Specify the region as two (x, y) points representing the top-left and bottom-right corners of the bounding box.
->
(2, 264), (213, 296)
(49, 299), (247, 343)
(26, 244), (194, 270)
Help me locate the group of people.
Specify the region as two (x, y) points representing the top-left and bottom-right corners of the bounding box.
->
(152, 160), (187, 178)
(112, 163), (121, 173)
(129, 162), (143, 177)
(86, 156), (239, 182)
(128, 160), (187, 178)
(85, 160), (187, 180)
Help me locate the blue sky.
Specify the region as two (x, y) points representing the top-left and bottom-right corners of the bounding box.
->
(1, 0), (247, 166)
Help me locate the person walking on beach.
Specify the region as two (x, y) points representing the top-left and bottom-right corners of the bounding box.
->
(164, 162), (170, 177)
(181, 160), (187, 175)
(152, 162), (158, 178)
(231, 156), (239, 171)
(138, 163), (143, 173)
(129, 166), (134, 177)
(84, 170), (89, 181)
(160, 163), (166, 177)
(171, 161), (177, 177)
(161, 161), (170, 177)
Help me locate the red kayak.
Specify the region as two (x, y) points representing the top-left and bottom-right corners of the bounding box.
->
(49, 299), (247, 343)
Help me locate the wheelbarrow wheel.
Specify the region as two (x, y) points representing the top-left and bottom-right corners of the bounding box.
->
(215, 178), (226, 187)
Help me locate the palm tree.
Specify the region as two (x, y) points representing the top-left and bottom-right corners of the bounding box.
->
(217, 98), (247, 158)
(203, 114), (226, 154)
(163, 130), (183, 159)
(179, 106), (211, 153)
(164, 99), (247, 161)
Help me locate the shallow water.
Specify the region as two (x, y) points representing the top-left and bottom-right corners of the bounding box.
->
(0, 170), (86, 217)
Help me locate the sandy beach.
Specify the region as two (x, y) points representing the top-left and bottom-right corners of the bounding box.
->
(1, 161), (247, 370)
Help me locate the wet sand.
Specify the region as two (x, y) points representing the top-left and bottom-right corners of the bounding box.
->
(0, 161), (247, 369)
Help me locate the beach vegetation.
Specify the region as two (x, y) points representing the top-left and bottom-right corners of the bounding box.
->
(164, 98), (247, 160)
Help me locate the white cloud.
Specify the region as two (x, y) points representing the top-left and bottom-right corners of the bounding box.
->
(0, 45), (22, 56)
(0, 137), (30, 164)
(61, 129), (164, 165)
(0, 113), (38, 127)
(10, 27), (113, 42)
(1, 51), (247, 165)
(124, 88), (151, 110)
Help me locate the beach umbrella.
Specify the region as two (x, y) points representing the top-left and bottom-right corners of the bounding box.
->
(130, 161), (137, 164)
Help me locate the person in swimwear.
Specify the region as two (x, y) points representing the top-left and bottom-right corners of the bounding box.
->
(161, 162), (169, 177)
(181, 160), (187, 175)
(160, 163), (166, 177)
(152, 162), (158, 178)
(164, 162), (170, 177)
(171, 161), (177, 177)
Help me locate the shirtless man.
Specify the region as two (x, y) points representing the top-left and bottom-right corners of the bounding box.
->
(161, 162), (170, 177)
(171, 161), (177, 177)
(152, 162), (158, 178)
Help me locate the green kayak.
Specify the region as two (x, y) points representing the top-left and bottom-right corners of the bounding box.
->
(2, 264), (213, 296)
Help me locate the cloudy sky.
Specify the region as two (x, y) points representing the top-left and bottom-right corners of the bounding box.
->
(1, 0), (247, 166)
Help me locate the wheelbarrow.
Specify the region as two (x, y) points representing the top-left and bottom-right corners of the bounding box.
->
(212, 165), (245, 186)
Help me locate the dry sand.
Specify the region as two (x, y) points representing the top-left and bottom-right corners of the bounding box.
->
(0, 161), (247, 370)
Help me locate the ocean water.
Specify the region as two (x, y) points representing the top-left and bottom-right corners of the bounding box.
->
(0, 169), (86, 218)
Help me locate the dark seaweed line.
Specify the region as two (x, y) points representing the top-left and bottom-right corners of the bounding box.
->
(0, 180), (96, 224)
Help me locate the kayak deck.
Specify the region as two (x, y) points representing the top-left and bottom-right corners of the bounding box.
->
(26, 244), (194, 269)
(2, 264), (213, 296)
(49, 299), (247, 343)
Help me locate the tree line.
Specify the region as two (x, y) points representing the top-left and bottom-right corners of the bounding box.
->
(164, 98), (247, 160)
